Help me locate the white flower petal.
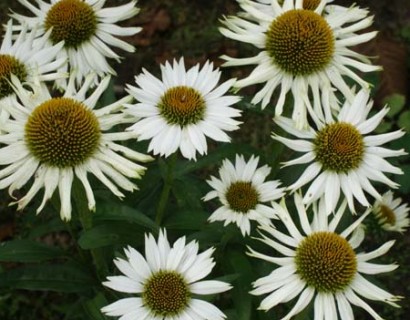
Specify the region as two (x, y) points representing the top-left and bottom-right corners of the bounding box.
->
(190, 280), (231, 295)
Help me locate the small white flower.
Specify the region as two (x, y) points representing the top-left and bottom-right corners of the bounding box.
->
(272, 88), (407, 214)
(203, 154), (284, 236)
(248, 193), (402, 320)
(125, 58), (242, 160)
(373, 190), (410, 233)
(219, 0), (379, 128)
(0, 19), (65, 125)
(11, 0), (142, 86)
(0, 73), (153, 221)
(102, 229), (231, 320)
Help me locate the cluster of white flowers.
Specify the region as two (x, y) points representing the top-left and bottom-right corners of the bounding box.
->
(0, 0), (408, 319)
(0, 1), (240, 319)
(0, 0), (153, 221)
(209, 0), (408, 319)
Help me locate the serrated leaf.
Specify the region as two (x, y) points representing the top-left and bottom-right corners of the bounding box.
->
(0, 240), (65, 263)
(0, 262), (95, 292)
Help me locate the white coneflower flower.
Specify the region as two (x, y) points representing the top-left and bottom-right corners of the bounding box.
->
(219, 0), (379, 128)
(102, 229), (231, 320)
(0, 19), (65, 124)
(248, 193), (402, 320)
(203, 154), (284, 236)
(272, 88), (406, 214)
(11, 0), (142, 86)
(125, 58), (242, 160)
(0, 73), (152, 221)
(373, 190), (410, 233)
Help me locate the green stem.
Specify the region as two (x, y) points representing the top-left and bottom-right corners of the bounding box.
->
(73, 179), (108, 280)
(155, 152), (178, 225)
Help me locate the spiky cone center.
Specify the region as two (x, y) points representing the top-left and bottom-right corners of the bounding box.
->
(378, 204), (397, 225)
(303, 0), (321, 10)
(225, 181), (259, 213)
(25, 97), (101, 168)
(159, 86), (206, 127)
(313, 122), (364, 172)
(266, 9), (334, 76)
(142, 270), (190, 317)
(0, 54), (27, 99)
(45, 0), (97, 48)
(295, 231), (357, 293)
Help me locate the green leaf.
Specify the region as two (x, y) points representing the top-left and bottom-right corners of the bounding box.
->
(78, 221), (145, 249)
(94, 203), (158, 232)
(164, 209), (208, 230)
(396, 164), (410, 193)
(186, 227), (226, 248)
(383, 94), (406, 117)
(0, 262), (95, 292)
(172, 176), (207, 210)
(226, 250), (253, 320)
(374, 121), (392, 134)
(224, 309), (239, 319)
(27, 217), (67, 239)
(82, 293), (108, 320)
(0, 240), (65, 263)
(99, 78), (116, 106)
(400, 25), (410, 41)
(398, 110), (410, 132)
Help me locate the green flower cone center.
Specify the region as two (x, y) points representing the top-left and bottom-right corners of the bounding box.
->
(266, 9), (334, 76)
(143, 271), (190, 316)
(303, 0), (321, 10)
(314, 122), (364, 172)
(295, 231), (357, 293)
(25, 97), (101, 168)
(0, 54), (27, 99)
(45, 0), (97, 48)
(225, 181), (259, 213)
(159, 86), (206, 127)
(379, 204), (397, 225)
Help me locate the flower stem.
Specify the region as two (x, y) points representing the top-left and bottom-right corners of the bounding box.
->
(72, 179), (108, 280)
(155, 152), (178, 225)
